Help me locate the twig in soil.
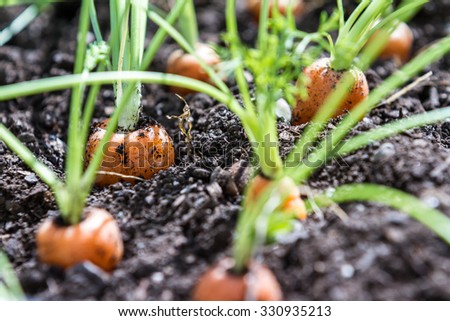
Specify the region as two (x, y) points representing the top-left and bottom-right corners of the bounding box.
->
(96, 171), (146, 182)
(376, 71), (433, 107)
(299, 185), (324, 220)
(167, 94), (193, 157)
(329, 203), (349, 222)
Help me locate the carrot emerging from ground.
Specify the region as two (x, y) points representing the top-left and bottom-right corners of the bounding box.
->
(85, 119), (175, 186)
(247, 174), (307, 220)
(193, 258), (282, 301)
(36, 207), (123, 271)
(246, 0), (304, 22)
(292, 57), (369, 125)
(376, 22), (413, 64)
(166, 43), (221, 95)
(291, 1), (398, 125)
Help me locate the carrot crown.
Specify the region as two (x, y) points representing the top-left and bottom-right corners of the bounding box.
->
(331, 0), (392, 71)
(110, 0), (148, 131)
(330, 0), (427, 71)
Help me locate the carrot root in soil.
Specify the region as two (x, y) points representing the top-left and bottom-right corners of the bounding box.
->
(36, 207), (123, 271)
(376, 22), (414, 65)
(193, 258), (282, 301)
(85, 119), (175, 186)
(166, 43), (221, 95)
(247, 175), (307, 220)
(292, 57), (369, 125)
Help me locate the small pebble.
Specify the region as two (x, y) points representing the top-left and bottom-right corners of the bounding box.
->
(340, 264), (355, 279)
(145, 195), (154, 206)
(275, 98), (292, 122)
(373, 143), (396, 162)
(206, 182), (223, 201)
(24, 173), (38, 184)
(64, 262), (109, 298)
(151, 272), (164, 283)
(18, 132), (35, 143)
(191, 168), (211, 179)
(161, 290), (174, 301)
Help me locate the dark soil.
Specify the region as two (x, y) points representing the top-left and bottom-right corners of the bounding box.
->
(1, 0), (450, 300)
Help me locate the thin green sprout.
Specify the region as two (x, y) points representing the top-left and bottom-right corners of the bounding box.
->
(0, 252), (25, 301)
(0, 72), (241, 119)
(111, 0), (148, 131)
(89, 0), (103, 42)
(141, 0), (190, 71)
(226, 0), (256, 116)
(0, 0), (59, 7)
(177, 0), (198, 48)
(331, 0), (427, 71)
(234, 178), (292, 272)
(0, 124), (63, 190)
(257, 0), (270, 50)
(332, 0), (391, 70)
(0, 4), (44, 46)
(307, 184), (450, 245)
(63, 0), (91, 224)
(149, 11), (231, 96)
(336, 107), (450, 158)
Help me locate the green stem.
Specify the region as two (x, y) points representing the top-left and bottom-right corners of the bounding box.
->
(89, 0), (103, 42)
(117, 0), (147, 131)
(64, 0), (90, 223)
(80, 65), (105, 152)
(308, 184), (450, 245)
(177, 0), (198, 47)
(141, 0), (189, 70)
(0, 4), (43, 46)
(233, 179), (287, 272)
(0, 124), (63, 191)
(257, 0), (270, 50)
(335, 107), (450, 157)
(149, 11), (230, 95)
(226, 0), (256, 116)
(0, 251), (25, 300)
(256, 107), (284, 179)
(331, 0), (391, 71)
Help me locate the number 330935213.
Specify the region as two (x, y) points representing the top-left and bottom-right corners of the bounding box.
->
(260, 305), (331, 317)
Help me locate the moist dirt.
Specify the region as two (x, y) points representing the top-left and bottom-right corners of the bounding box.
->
(1, 1), (450, 300)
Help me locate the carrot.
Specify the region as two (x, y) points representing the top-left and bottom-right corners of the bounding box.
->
(246, 0), (304, 22)
(376, 22), (413, 64)
(292, 57), (369, 125)
(247, 174), (307, 220)
(36, 207), (123, 271)
(85, 119), (175, 186)
(291, 1), (409, 125)
(166, 43), (221, 95)
(193, 258), (282, 301)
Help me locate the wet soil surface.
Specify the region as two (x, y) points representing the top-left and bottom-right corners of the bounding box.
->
(1, 1), (450, 300)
